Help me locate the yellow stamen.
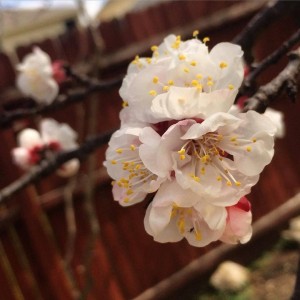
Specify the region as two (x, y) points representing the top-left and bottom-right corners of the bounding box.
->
(246, 146), (252, 152)
(252, 138), (257, 143)
(203, 37), (210, 44)
(130, 144), (136, 151)
(178, 54), (186, 61)
(190, 60), (197, 66)
(226, 181), (232, 186)
(126, 189), (133, 195)
(168, 80), (174, 86)
(193, 30), (199, 37)
(183, 67), (190, 73)
(178, 218), (185, 234)
(152, 76), (159, 84)
(163, 85), (170, 92)
(228, 84), (234, 90)
(191, 80), (199, 86)
(149, 90), (157, 96)
(219, 61), (228, 69)
(116, 148), (123, 154)
(122, 101), (128, 108)
(151, 45), (158, 52)
(235, 181), (241, 186)
(111, 160), (117, 165)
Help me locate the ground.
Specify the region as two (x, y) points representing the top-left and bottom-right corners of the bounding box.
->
(175, 239), (299, 300)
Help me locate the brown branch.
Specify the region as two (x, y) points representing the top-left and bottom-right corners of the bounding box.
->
(233, 0), (298, 64)
(0, 77), (122, 129)
(133, 193), (300, 300)
(243, 47), (300, 113)
(0, 129), (115, 203)
(241, 28), (300, 95)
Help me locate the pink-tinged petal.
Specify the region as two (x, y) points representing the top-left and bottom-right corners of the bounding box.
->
(11, 147), (31, 169)
(151, 87), (237, 121)
(221, 197), (252, 244)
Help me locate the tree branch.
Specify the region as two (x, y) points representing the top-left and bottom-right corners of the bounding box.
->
(233, 0), (298, 64)
(241, 28), (300, 95)
(243, 47), (300, 113)
(0, 77), (122, 129)
(0, 129), (115, 203)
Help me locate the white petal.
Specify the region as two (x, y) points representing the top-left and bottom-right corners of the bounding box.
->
(17, 128), (42, 148)
(181, 113), (240, 140)
(57, 159), (80, 177)
(195, 202), (227, 230)
(151, 87), (237, 121)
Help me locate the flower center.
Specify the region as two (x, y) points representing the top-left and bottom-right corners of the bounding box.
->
(178, 132), (242, 187)
(111, 144), (157, 203)
(171, 204), (202, 241)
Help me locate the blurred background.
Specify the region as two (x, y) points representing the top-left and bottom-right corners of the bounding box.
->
(0, 1), (300, 299)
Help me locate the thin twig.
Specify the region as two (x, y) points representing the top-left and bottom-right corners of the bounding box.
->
(233, 0), (297, 64)
(0, 77), (122, 129)
(0, 129), (115, 203)
(243, 47), (300, 113)
(241, 28), (300, 95)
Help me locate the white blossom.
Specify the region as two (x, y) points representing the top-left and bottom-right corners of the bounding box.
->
(140, 111), (276, 206)
(104, 126), (167, 206)
(144, 180), (227, 247)
(119, 34), (244, 124)
(12, 119), (79, 177)
(16, 47), (59, 104)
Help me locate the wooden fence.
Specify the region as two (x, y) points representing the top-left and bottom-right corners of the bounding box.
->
(0, 1), (299, 299)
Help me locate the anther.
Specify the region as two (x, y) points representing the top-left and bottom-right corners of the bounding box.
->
(149, 90), (157, 96)
(203, 37), (210, 44)
(152, 76), (159, 84)
(219, 61), (228, 69)
(193, 30), (199, 38)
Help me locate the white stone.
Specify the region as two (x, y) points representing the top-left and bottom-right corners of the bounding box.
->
(210, 261), (250, 292)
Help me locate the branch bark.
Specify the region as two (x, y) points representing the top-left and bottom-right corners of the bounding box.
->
(243, 47), (300, 113)
(241, 28), (300, 95)
(0, 77), (122, 129)
(233, 0), (298, 64)
(0, 129), (115, 203)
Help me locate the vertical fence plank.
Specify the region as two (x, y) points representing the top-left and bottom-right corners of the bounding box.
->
(21, 186), (74, 300)
(0, 240), (25, 300)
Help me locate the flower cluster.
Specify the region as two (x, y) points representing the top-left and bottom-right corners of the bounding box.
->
(12, 119), (79, 177)
(16, 47), (66, 104)
(104, 34), (277, 247)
